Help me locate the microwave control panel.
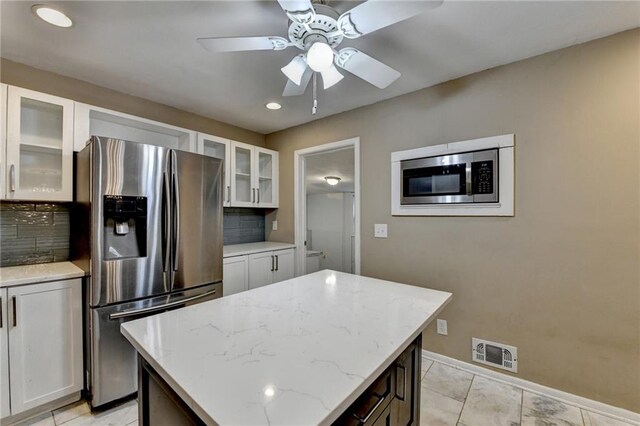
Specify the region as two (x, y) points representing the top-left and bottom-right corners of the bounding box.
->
(471, 161), (494, 194)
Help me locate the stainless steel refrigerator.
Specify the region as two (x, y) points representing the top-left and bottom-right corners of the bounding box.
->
(72, 136), (223, 409)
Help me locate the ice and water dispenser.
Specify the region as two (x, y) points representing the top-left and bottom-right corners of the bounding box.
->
(103, 195), (147, 260)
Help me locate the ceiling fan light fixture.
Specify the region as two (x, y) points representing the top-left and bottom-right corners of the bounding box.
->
(281, 55), (307, 85)
(306, 42), (334, 72)
(32, 4), (73, 27)
(321, 64), (344, 89)
(324, 176), (341, 186)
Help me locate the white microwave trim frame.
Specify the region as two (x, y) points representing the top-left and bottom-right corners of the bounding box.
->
(391, 134), (515, 216)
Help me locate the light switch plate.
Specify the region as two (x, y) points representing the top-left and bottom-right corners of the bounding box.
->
(272, 220), (278, 231)
(374, 224), (388, 238)
(437, 319), (448, 335)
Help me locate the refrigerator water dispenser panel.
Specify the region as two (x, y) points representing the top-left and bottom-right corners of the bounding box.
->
(103, 195), (147, 260)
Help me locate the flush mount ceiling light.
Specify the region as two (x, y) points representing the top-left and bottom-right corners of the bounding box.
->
(32, 4), (73, 28)
(197, 0), (443, 115)
(324, 176), (341, 186)
(265, 102), (282, 110)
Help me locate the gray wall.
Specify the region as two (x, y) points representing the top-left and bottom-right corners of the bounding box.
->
(223, 208), (265, 245)
(0, 202), (70, 266)
(265, 29), (640, 411)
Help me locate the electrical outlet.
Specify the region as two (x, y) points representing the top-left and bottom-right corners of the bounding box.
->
(436, 319), (448, 336)
(374, 224), (388, 238)
(272, 220), (278, 231)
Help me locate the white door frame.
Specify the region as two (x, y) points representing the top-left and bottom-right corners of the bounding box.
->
(294, 137), (361, 276)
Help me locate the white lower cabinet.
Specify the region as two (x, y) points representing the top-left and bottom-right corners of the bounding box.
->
(248, 249), (295, 290)
(0, 279), (83, 418)
(223, 256), (249, 296)
(0, 289), (9, 419)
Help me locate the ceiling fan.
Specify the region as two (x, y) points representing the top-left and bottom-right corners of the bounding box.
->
(198, 0), (443, 113)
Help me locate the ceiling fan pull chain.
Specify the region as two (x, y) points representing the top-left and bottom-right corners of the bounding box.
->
(312, 72), (318, 115)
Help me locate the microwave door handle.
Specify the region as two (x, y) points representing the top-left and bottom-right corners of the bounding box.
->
(466, 163), (472, 196)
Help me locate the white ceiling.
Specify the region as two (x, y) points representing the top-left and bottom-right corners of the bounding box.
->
(305, 148), (355, 194)
(1, 1), (638, 134)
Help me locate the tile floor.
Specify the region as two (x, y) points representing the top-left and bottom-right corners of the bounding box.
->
(13, 358), (637, 426)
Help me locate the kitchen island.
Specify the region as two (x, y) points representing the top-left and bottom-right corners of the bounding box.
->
(121, 270), (452, 425)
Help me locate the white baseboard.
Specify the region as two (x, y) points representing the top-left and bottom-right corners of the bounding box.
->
(422, 350), (640, 426)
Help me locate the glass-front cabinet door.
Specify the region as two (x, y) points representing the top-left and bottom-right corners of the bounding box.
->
(5, 87), (74, 201)
(230, 141), (256, 207)
(198, 133), (231, 206)
(254, 147), (278, 208)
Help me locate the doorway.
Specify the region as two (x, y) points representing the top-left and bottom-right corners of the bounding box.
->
(294, 138), (360, 276)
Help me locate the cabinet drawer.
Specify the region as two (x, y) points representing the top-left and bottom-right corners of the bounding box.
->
(334, 364), (396, 425)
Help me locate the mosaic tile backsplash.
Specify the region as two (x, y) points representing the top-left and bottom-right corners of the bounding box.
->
(0, 202), (71, 267)
(223, 208), (265, 245)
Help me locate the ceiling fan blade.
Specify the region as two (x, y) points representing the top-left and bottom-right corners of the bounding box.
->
(337, 0), (443, 39)
(197, 36), (288, 53)
(335, 48), (401, 89)
(277, 0), (316, 24)
(283, 68), (313, 97)
(320, 64), (344, 90)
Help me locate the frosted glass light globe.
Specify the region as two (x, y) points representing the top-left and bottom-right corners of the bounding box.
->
(306, 42), (334, 72)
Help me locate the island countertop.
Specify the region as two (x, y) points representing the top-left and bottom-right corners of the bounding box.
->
(121, 270), (452, 425)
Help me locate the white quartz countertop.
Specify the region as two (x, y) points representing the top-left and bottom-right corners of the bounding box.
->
(121, 270), (452, 425)
(223, 241), (296, 258)
(0, 261), (85, 288)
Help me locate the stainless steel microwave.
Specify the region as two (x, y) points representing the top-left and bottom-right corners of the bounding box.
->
(400, 149), (498, 205)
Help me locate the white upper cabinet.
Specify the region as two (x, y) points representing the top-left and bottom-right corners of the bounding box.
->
(5, 87), (74, 201)
(230, 141), (278, 208)
(198, 133), (231, 207)
(1, 84), (7, 200)
(74, 103), (196, 152)
(254, 147), (278, 208)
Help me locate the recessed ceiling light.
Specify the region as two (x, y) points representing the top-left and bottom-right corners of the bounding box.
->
(265, 102), (282, 110)
(32, 4), (73, 28)
(324, 176), (341, 186)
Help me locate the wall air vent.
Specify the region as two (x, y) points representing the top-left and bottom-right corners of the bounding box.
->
(471, 338), (518, 373)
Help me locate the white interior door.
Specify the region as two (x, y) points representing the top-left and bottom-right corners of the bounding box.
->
(248, 252), (274, 290)
(0, 290), (9, 418)
(6, 87), (74, 201)
(8, 279), (83, 414)
(223, 256), (249, 296)
(273, 249), (295, 283)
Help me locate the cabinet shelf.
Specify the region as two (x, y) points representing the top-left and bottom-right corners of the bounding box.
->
(235, 172), (251, 177)
(20, 142), (63, 154)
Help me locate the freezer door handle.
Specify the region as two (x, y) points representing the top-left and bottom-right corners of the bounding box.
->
(108, 289), (217, 320)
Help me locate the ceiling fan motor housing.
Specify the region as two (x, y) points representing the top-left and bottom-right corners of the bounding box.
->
(288, 4), (344, 50)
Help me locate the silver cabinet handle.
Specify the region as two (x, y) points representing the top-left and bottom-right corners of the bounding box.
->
(396, 364), (407, 401)
(9, 164), (15, 192)
(252, 188), (256, 203)
(0, 296), (3, 328)
(11, 296), (17, 327)
(270, 255), (274, 272)
(227, 185), (231, 203)
(275, 255), (279, 272)
(256, 188), (260, 204)
(109, 289), (216, 320)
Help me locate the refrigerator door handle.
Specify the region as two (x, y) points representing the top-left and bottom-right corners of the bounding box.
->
(162, 171), (171, 272)
(172, 158), (180, 272)
(108, 289), (217, 320)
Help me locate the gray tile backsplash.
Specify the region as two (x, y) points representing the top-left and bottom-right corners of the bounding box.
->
(0, 202), (70, 267)
(224, 208), (265, 245)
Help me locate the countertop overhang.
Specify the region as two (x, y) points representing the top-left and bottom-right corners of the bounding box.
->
(121, 270), (452, 425)
(223, 241), (296, 258)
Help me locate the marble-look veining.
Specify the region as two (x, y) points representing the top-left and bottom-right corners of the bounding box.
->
(420, 387), (464, 426)
(223, 241), (296, 258)
(522, 391), (584, 426)
(0, 261), (84, 287)
(423, 362), (474, 402)
(121, 270), (452, 425)
(582, 410), (638, 426)
(458, 376), (523, 426)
